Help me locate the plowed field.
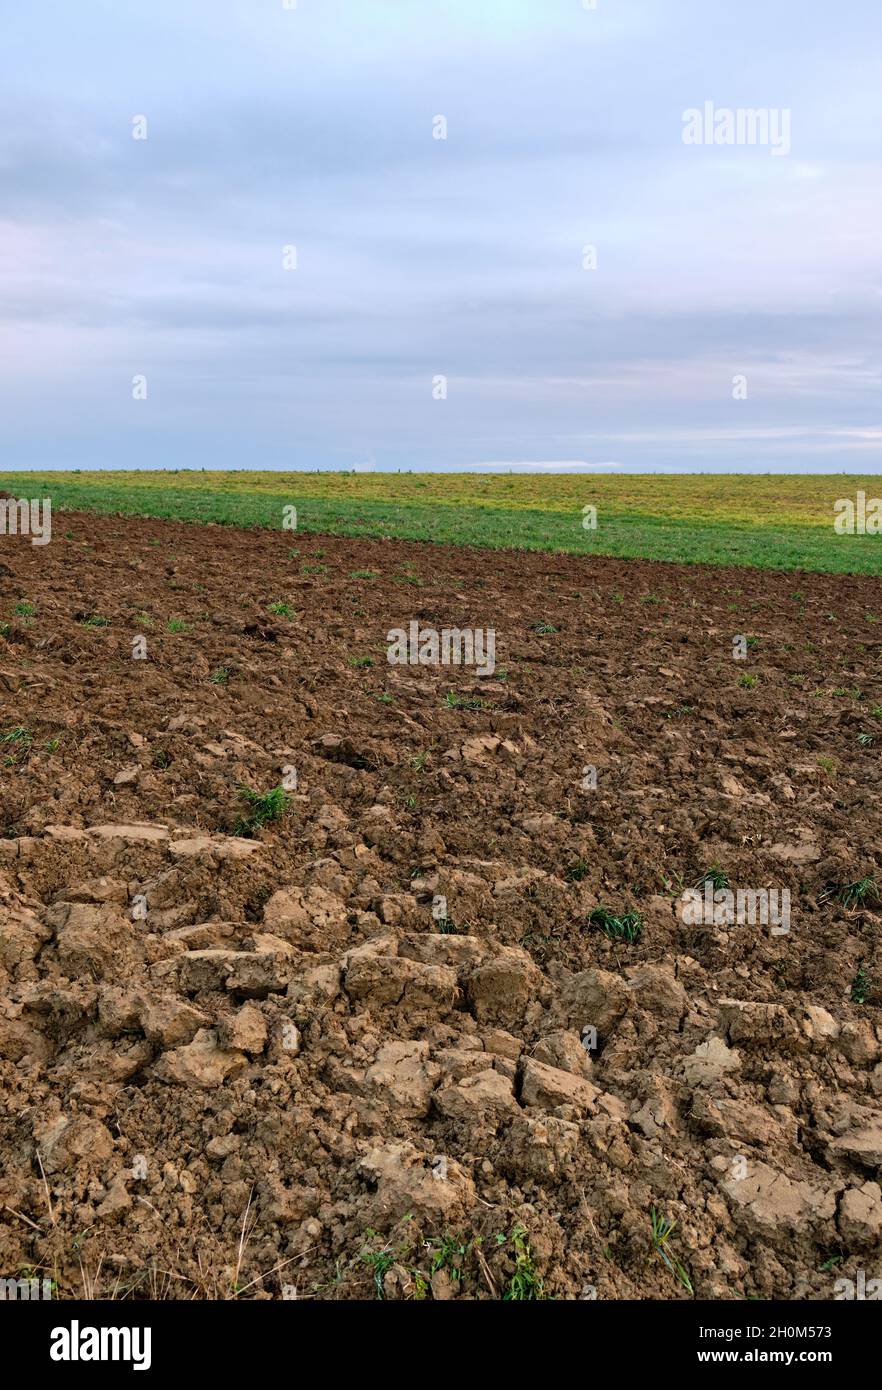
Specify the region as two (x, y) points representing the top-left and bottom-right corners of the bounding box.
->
(1, 511), (881, 1300)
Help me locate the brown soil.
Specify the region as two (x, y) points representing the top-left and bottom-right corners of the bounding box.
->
(1, 512), (881, 1301)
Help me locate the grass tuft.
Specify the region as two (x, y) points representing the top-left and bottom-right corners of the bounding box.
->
(588, 904), (643, 942)
(502, 1224), (546, 1301)
(233, 785), (289, 838)
(820, 876), (879, 910)
(650, 1208), (693, 1295)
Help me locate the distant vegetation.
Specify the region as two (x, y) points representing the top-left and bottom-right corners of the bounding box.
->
(1, 470), (879, 573)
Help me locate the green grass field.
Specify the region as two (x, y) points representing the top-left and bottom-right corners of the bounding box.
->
(1, 471), (880, 574)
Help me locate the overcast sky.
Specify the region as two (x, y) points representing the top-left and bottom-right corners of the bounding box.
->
(2, 0), (881, 473)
